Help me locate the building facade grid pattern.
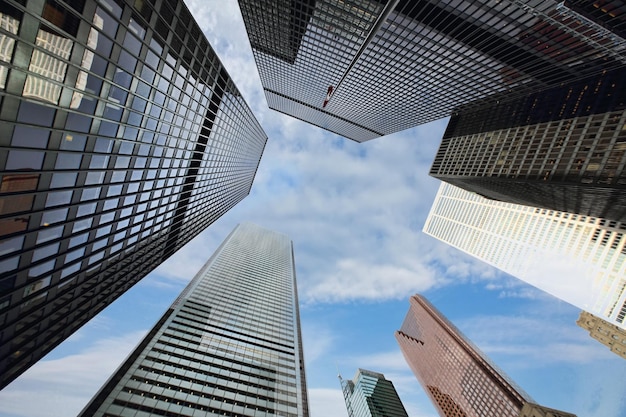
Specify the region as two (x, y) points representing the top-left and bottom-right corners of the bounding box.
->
(0, 0), (267, 389)
(79, 223), (309, 417)
(239, 0), (623, 141)
(395, 295), (532, 417)
(341, 368), (409, 417)
(423, 182), (626, 329)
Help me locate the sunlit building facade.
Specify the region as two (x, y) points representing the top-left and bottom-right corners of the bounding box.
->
(79, 223), (310, 417)
(395, 294), (576, 417)
(0, 0), (267, 389)
(340, 368), (408, 417)
(430, 66), (626, 223)
(237, 0), (623, 141)
(423, 182), (626, 329)
(576, 311), (626, 360)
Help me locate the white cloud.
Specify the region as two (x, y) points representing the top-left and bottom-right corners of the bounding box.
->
(307, 388), (346, 417)
(0, 331), (146, 417)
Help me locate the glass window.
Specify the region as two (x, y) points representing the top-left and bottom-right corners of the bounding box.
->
(41, 208), (68, 226)
(119, 141), (134, 154)
(11, 126), (50, 148)
(118, 50), (136, 73)
(0, 235), (24, 257)
(0, 256), (19, 274)
(23, 277), (51, 297)
(72, 218), (92, 232)
(81, 187), (101, 201)
(50, 172), (77, 188)
(89, 155), (109, 169)
(103, 198), (118, 210)
(85, 171), (106, 185)
(69, 232), (89, 247)
(55, 153), (82, 169)
(6, 150), (45, 170)
(60, 133), (87, 151)
(65, 247), (85, 263)
(36, 225), (63, 244)
(60, 263), (80, 278)
(65, 113), (92, 133)
(32, 242), (59, 262)
(76, 202), (96, 217)
(17, 101), (55, 126)
(45, 190), (73, 207)
(110, 171), (126, 182)
(94, 137), (114, 153)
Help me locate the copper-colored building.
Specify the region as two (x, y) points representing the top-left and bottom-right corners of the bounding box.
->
(395, 295), (576, 417)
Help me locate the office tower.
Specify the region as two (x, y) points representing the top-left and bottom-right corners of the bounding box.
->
(577, 311), (626, 360)
(79, 223), (310, 417)
(0, 0), (267, 389)
(430, 66), (626, 223)
(340, 368), (408, 417)
(423, 182), (626, 330)
(237, 0), (622, 142)
(395, 294), (576, 417)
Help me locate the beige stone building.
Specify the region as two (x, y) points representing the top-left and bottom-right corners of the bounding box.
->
(577, 311), (626, 360)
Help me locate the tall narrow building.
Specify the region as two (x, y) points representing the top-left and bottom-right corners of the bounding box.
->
(237, 0), (622, 141)
(340, 368), (409, 417)
(423, 182), (626, 330)
(396, 294), (577, 417)
(430, 66), (626, 223)
(0, 0), (267, 389)
(79, 223), (310, 417)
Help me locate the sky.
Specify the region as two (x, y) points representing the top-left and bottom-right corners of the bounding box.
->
(1, 1), (626, 416)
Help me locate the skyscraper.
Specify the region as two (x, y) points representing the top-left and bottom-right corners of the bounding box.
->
(395, 294), (577, 417)
(423, 182), (626, 330)
(430, 66), (626, 223)
(0, 0), (267, 389)
(576, 311), (626, 360)
(340, 368), (408, 417)
(79, 223), (310, 417)
(237, 0), (622, 142)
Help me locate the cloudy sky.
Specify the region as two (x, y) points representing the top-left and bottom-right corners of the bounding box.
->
(1, 1), (626, 416)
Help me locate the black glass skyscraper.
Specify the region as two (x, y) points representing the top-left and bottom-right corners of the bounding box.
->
(430, 66), (626, 222)
(79, 223), (309, 417)
(0, 0), (267, 389)
(238, 0), (622, 142)
(340, 369), (408, 417)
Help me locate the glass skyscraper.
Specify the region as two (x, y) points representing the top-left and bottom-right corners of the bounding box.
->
(237, 0), (621, 142)
(79, 223), (310, 417)
(0, 0), (267, 389)
(340, 368), (408, 417)
(423, 182), (626, 330)
(430, 66), (626, 223)
(396, 294), (577, 417)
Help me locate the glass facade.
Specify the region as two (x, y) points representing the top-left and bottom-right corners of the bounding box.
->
(340, 368), (408, 417)
(0, 0), (267, 389)
(431, 67), (626, 223)
(424, 182), (626, 329)
(79, 223), (310, 417)
(237, 0), (622, 142)
(395, 295), (576, 417)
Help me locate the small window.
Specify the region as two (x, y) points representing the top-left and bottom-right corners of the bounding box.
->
(6, 150), (45, 170)
(11, 126), (49, 148)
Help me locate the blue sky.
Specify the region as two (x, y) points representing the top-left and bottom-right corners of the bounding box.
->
(1, 1), (626, 416)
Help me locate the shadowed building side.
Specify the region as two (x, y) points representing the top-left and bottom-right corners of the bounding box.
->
(0, 0), (267, 389)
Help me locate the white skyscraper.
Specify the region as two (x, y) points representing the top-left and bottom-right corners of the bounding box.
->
(424, 182), (626, 329)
